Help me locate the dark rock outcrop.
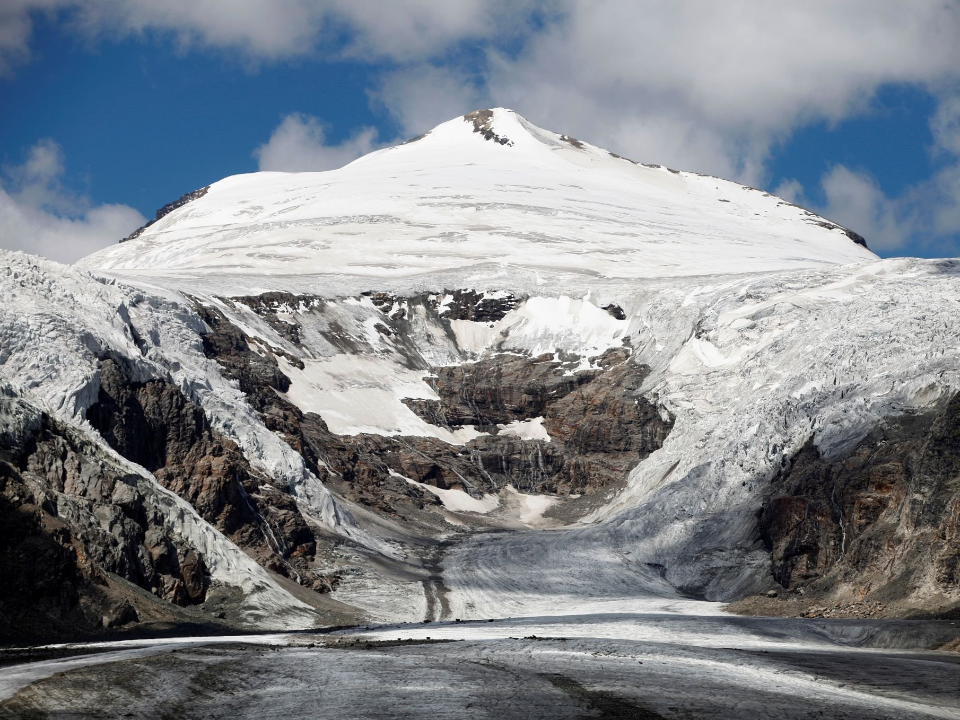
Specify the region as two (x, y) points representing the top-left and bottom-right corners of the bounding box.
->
(406, 348), (672, 495)
(414, 352), (598, 429)
(86, 359), (325, 589)
(0, 393), (211, 639)
(759, 393), (960, 614)
(436, 290), (521, 323)
(464, 109), (513, 146)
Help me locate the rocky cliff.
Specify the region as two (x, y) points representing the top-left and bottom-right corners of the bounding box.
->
(0, 387), (211, 639)
(748, 393), (960, 618)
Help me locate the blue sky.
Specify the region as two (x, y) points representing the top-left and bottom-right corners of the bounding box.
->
(2, 2), (960, 263)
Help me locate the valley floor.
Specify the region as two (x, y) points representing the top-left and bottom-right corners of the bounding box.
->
(2, 606), (959, 719)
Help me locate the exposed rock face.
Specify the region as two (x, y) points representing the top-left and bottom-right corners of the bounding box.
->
(0, 392), (209, 638)
(412, 353), (598, 429)
(86, 359), (325, 589)
(404, 348), (673, 495)
(435, 289), (521, 322)
(195, 297), (672, 510)
(194, 304), (441, 523)
(759, 393), (960, 612)
(464, 109), (513, 146)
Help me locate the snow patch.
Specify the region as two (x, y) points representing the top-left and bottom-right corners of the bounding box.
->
(393, 471), (500, 514)
(278, 355), (483, 444)
(497, 417), (551, 442)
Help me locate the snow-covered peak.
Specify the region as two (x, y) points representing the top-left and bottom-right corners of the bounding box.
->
(79, 109), (876, 285)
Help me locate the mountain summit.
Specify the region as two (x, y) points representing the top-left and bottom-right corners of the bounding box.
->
(79, 108), (874, 281)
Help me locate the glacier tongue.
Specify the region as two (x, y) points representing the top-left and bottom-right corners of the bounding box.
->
(437, 257), (960, 608)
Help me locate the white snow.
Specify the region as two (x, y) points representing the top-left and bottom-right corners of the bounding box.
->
(424, 258), (960, 606)
(79, 109), (875, 283)
(0, 252), (388, 622)
(0, 111), (958, 719)
(497, 417), (551, 442)
(393, 471), (501, 514)
(279, 355), (483, 443)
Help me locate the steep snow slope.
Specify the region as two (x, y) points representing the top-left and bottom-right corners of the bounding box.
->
(79, 109), (874, 281)
(0, 254), (352, 538)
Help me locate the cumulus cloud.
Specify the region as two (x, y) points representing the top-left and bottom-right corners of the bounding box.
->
(0, 139), (145, 264)
(371, 65), (486, 139)
(779, 162), (960, 255)
(0, 0), (65, 75)
(326, 0), (538, 62)
(931, 93), (960, 157)
(817, 166), (916, 252)
(253, 114), (383, 172)
(9, 2), (960, 183)
(0, 0), (539, 71)
(355, 2), (960, 187)
(772, 91), (960, 255)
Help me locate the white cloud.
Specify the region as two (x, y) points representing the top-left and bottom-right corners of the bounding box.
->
(817, 166), (914, 252)
(371, 65), (486, 139)
(769, 89), (960, 255)
(326, 0), (537, 63)
(772, 179), (805, 206)
(360, 2), (960, 188)
(930, 163), (960, 238)
(775, 159), (960, 255)
(7, 1), (960, 256)
(931, 93), (960, 157)
(0, 0), (540, 71)
(253, 114), (383, 172)
(0, 0), (66, 76)
(8, 2), (960, 184)
(0, 139), (145, 264)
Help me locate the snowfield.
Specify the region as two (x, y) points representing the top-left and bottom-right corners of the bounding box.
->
(79, 109), (874, 281)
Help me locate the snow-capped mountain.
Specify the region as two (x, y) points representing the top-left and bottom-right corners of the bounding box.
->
(80, 108), (873, 286)
(3, 109), (960, 644)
